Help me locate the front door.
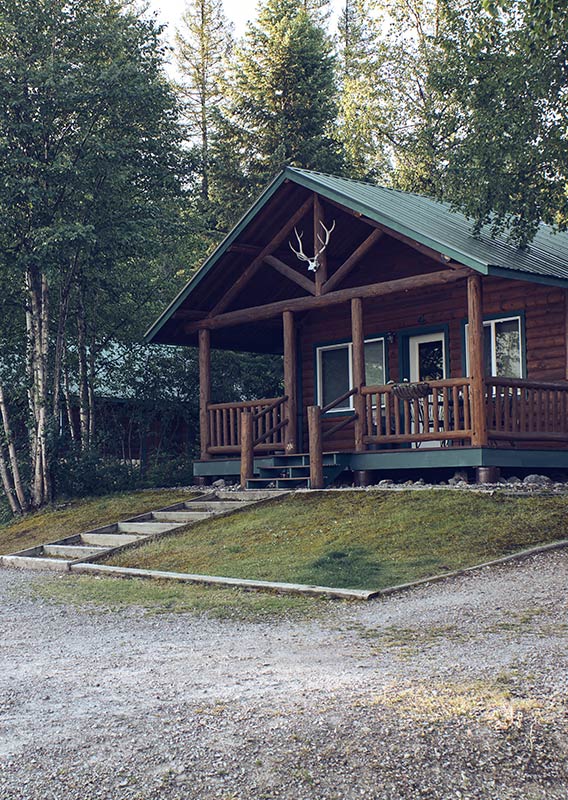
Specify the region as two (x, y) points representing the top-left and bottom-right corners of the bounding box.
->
(409, 332), (446, 383)
(408, 332), (447, 446)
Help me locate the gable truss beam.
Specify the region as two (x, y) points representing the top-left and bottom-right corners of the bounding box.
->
(188, 266), (474, 333)
(325, 198), (466, 269)
(322, 229), (384, 294)
(209, 195), (314, 317)
(264, 255), (316, 295)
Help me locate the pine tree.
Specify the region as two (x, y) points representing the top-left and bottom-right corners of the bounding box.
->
(210, 0), (343, 226)
(336, 0), (390, 180)
(175, 0), (233, 203)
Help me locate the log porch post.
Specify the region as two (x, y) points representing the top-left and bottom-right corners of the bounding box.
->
(467, 274), (488, 447)
(283, 310), (297, 453)
(198, 328), (211, 460)
(240, 411), (254, 488)
(351, 297), (366, 452)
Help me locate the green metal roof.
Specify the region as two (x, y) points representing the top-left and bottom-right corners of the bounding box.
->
(146, 167), (568, 343)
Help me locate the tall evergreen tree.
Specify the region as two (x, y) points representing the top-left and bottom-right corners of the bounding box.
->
(175, 0), (232, 204)
(210, 0), (343, 226)
(336, 0), (390, 180)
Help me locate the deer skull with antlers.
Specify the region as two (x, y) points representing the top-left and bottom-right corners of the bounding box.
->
(289, 219), (336, 272)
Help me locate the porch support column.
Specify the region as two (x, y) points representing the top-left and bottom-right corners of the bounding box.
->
(198, 328), (211, 460)
(467, 275), (488, 448)
(283, 310), (298, 453)
(351, 297), (366, 452)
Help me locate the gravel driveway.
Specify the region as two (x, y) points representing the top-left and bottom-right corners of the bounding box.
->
(1, 553), (567, 800)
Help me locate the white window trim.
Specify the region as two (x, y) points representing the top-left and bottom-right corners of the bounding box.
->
(465, 315), (524, 378)
(316, 337), (386, 413)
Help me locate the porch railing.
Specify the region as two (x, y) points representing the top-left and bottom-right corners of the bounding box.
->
(207, 396), (288, 455)
(486, 378), (568, 442)
(361, 378), (473, 446)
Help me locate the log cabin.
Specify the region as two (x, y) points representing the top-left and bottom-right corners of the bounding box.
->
(146, 168), (568, 488)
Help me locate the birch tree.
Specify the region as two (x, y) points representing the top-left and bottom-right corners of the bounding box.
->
(0, 0), (183, 512)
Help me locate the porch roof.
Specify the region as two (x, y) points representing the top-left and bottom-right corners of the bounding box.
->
(147, 167), (568, 350)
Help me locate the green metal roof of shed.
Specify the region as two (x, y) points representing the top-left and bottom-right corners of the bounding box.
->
(146, 167), (568, 344)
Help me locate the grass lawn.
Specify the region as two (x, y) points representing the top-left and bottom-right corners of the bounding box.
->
(0, 489), (197, 556)
(106, 489), (568, 591)
(28, 574), (321, 621)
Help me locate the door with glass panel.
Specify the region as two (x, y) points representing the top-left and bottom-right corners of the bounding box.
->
(408, 332), (446, 444)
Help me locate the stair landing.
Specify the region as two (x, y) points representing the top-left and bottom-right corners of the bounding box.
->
(247, 452), (347, 490)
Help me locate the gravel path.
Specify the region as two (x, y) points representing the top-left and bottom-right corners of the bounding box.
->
(1, 553), (567, 800)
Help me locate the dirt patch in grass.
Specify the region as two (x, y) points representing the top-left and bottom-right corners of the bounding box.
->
(28, 574), (325, 621)
(106, 490), (568, 591)
(0, 489), (198, 555)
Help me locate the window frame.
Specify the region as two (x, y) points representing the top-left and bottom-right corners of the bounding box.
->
(316, 336), (386, 413)
(464, 314), (525, 378)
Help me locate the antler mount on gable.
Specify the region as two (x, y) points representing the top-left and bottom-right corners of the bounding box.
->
(289, 219), (336, 272)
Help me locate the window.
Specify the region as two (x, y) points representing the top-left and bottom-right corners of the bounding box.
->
(466, 316), (523, 378)
(317, 338), (386, 411)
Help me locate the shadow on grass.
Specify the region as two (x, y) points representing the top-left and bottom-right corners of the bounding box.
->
(298, 547), (444, 590)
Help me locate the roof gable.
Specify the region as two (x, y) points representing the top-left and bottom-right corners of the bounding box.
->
(147, 167), (568, 345)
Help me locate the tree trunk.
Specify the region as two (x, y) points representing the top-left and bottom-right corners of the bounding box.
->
(0, 382), (27, 513)
(76, 284), (90, 451)
(0, 444), (21, 516)
(62, 340), (76, 443)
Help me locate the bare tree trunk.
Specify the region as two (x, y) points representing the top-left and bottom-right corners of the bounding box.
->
(0, 444), (21, 516)
(62, 341), (76, 443)
(0, 382), (28, 512)
(76, 284), (90, 451)
(88, 338), (96, 446)
(39, 272), (51, 503)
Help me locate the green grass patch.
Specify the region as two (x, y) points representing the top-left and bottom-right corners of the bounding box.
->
(0, 489), (197, 555)
(28, 575), (322, 621)
(106, 490), (568, 591)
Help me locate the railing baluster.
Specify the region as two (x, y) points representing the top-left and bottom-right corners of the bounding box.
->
(451, 386), (459, 432)
(385, 390), (392, 438)
(404, 398), (411, 436)
(442, 387), (449, 432)
(394, 391), (401, 435)
(463, 384), (470, 432)
(366, 393), (373, 437)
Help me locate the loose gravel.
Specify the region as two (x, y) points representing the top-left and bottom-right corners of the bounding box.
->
(1, 552), (567, 800)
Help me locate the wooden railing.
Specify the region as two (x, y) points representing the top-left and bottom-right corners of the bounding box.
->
(207, 396), (288, 455)
(239, 396), (289, 486)
(360, 378), (473, 446)
(486, 378), (568, 442)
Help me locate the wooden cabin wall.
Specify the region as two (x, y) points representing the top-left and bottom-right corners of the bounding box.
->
(298, 275), (568, 452)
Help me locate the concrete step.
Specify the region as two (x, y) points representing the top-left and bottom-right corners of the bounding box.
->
(183, 501), (254, 512)
(151, 511), (215, 523)
(80, 532), (148, 547)
(43, 544), (106, 559)
(213, 490), (289, 501)
(117, 522), (187, 535)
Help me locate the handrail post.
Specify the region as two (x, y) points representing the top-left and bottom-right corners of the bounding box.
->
(240, 411), (254, 488)
(308, 405), (323, 489)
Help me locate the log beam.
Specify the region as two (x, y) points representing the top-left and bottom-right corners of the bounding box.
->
(307, 405), (323, 489)
(265, 255), (316, 295)
(198, 329), (211, 460)
(283, 310), (297, 453)
(210, 195), (314, 316)
(186, 267), (474, 333)
(323, 229), (384, 294)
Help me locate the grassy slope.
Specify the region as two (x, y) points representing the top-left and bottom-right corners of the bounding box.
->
(107, 490), (568, 591)
(0, 489), (197, 556)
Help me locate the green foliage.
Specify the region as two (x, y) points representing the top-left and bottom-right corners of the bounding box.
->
(210, 0), (344, 226)
(108, 490), (568, 590)
(433, 0), (568, 244)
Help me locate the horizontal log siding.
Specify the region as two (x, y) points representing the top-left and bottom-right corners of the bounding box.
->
(300, 274), (567, 451)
